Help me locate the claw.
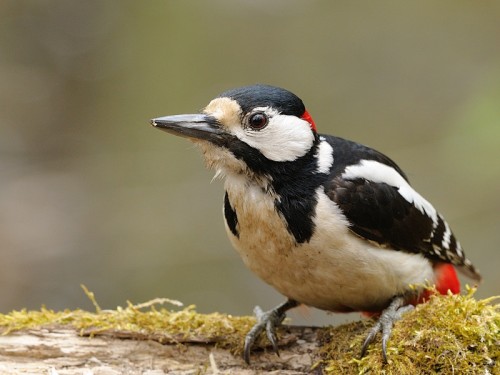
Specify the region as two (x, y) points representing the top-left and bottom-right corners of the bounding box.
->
(243, 299), (298, 364)
(360, 296), (414, 362)
(264, 306), (284, 352)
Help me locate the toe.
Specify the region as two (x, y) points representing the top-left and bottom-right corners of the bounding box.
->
(360, 321), (381, 358)
(360, 296), (413, 360)
(242, 300), (297, 364)
(243, 319), (266, 364)
(265, 317), (280, 355)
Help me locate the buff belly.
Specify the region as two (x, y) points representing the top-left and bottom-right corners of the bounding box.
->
(224, 182), (435, 313)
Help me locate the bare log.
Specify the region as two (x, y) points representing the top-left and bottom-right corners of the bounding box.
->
(0, 325), (322, 374)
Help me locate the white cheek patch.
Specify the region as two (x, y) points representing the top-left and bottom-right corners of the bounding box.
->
(236, 113), (315, 162)
(342, 160), (438, 223)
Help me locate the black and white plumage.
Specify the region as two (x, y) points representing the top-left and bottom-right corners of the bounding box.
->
(151, 84), (481, 363)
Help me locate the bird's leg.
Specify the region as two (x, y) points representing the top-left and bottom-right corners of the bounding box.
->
(360, 295), (414, 362)
(243, 299), (299, 364)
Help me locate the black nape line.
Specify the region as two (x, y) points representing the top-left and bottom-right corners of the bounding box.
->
(228, 137), (327, 244)
(270, 144), (328, 244)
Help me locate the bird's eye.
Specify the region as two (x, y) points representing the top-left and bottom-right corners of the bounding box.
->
(248, 113), (268, 130)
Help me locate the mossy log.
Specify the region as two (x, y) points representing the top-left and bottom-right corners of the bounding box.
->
(0, 289), (498, 374)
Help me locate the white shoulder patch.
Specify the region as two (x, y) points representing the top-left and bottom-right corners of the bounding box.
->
(315, 138), (334, 173)
(341, 160), (438, 223)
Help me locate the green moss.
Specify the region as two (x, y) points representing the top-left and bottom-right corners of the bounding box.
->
(318, 288), (500, 374)
(0, 285), (257, 354)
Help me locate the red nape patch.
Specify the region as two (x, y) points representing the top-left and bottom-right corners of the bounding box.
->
(301, 110), (317, 132)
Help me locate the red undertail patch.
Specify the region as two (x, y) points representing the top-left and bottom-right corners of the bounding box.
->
(363, 263), (460, 317)
(414, 263), (461, 305)
(434, 262), (461, 294)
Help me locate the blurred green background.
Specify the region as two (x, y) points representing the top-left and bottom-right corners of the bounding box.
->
(1, 1), (499, 326)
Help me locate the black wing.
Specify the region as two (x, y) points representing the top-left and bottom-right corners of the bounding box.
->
(327, 174), (435, 252)
(321, 135), (481, 280)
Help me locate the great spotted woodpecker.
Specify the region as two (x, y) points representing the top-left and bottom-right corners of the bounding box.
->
(151, 84), (481, 363)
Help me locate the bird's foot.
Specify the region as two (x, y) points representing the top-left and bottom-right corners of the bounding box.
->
(360, 296), (414, 362)
(243, 299), (298, 364)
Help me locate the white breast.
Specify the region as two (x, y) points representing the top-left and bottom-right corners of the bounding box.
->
(224, 178), (435, 312)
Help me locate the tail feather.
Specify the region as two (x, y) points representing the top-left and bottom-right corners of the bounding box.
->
(456, 258), (482, 283)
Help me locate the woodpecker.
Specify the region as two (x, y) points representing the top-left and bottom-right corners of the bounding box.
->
(151, 84), (481, 364)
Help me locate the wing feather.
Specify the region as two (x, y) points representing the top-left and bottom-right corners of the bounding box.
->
(321, 135), (481, 281)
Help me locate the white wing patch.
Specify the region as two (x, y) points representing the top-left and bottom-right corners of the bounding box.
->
(341, 160), (438, 224)
(441, 221), (452, 249)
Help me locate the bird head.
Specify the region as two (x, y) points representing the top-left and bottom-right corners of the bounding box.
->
(151, 85), (319, 180)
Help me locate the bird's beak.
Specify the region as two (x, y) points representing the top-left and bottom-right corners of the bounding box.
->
(151, 114), (229, 145)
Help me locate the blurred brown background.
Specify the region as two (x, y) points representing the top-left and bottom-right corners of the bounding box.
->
(1, 1), (499, 326)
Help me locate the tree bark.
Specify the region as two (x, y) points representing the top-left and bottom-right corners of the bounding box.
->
(0, 325), (322, 374)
